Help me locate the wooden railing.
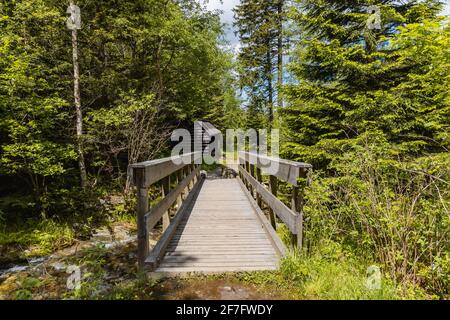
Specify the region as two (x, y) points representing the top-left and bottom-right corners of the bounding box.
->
(129, 152), (203, 269)
(238, 151), (312, 249)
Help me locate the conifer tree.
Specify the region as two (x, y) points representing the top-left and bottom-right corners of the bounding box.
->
(283, 0), (445, 168)
(234, 0), (285, 127)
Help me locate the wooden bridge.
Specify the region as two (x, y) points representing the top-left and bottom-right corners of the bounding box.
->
(130, 152), (312, 274)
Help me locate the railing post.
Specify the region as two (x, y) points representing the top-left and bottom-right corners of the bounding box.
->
(249, 163), (256, 199)
(245, 161), (251, 192)
(256, 167), (263, 207)
(161, 175), (171, 232)
(187, 165), (193, 191)
(293, 168), (310, 250)
(176, 169), (183, 207)
(180, 168), (187, 200)
(268, 176), (278, 229)
(292, 186), (304, 249)
(134, 167), (149, 270)
(192, 164), (197, 184)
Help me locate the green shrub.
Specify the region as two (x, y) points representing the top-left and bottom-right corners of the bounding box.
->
(301, 133), (449, 297)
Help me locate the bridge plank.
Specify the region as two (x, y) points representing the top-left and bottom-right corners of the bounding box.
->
(153, 179), (284, 273)
(145, 175), (204, 268)
(155, 266), (277, 273)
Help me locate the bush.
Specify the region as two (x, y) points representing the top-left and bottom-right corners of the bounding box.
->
(302, 133), (449, 298)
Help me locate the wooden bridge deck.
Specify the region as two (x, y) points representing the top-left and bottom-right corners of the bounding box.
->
(131, 150), (311, 273)
(155, 178), (280, 273)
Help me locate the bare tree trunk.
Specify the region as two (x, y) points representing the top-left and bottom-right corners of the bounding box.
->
(71, 15), (87, 189)
(267, 46), (274, 129)
(277, 0), (284, 110)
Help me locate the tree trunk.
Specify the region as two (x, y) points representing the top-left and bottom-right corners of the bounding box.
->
(267, 43), (273, 129)
(277, 0), (284, 110)
(72, 25), (88, 189)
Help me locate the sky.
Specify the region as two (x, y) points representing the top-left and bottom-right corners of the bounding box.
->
(205, 0), (450, 51)
(205, 0), (241, 51)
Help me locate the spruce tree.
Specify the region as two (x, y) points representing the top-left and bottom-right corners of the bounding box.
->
(234, 0), (285, 127)
(283, 0), (445, 168)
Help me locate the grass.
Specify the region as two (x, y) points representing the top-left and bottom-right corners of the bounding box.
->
(233, 237), (430, 300)
(3, 233), (430, 300)
(207, 224), (429, 300)
(230, 251), (428, 300)
(0, 219), (75, 263)
(62, 244), (158, 300)
(0, 190), (138, 265)
(0, 191), (432, 300)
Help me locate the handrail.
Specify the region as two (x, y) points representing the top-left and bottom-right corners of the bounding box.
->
(239, 151), (311, 186)
(130, 152), (202, 187)
(237, 152), (312, 249)
(130, 152), (203, 270)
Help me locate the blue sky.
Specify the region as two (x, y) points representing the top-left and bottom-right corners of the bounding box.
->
(206, 0), (450, 50)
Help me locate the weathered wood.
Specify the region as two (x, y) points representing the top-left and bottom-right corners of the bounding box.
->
(154, 179), (280, 273)
(165, 249), (275, 255)
(192, 164), (198, 185)
(256, 167), (263, 207)
(159, 261), (278, 268)
(155, 266), (277, 273)
(268, 175), (278, 229)
(134, 168), (149, 269)
(145, 167), (199, 232)
(292, 186), (304, 249)
(186, 165), (193, 191)
(146, 176), (204, 269)
(239, 151), (312, 186)
(130, 152), (201, 188)
(244, 161), (250, 190)
(161, 176), (171, 232)
(239, 166), (299, 234)
(131, 150), (311, 273)
(237, 178), (286, 257)
(175, 170), (182, 208)
(249, 163), (256, 199)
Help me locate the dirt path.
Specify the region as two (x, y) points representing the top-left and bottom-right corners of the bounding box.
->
(151, 277), (286, 300)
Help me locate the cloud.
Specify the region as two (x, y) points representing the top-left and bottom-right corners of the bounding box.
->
(205, 0), (240, 45)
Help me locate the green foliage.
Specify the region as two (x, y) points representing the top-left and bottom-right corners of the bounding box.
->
(63, 244), (158, 300)
(283, 2), (448, 167)
(235, 241), (425, 300)
(102, 274), (159, 300)
(14, 276), (43, 300)
(281, 1), (449, 297)
(279, 251), (403, 300)
(301, 132), (449, 297)
(234, 0), (284, 126)
(0, 219), (75, 259)
(1, 0), (448, 300)
(0, 0), (240, 221)
(0, 0), (75, 198)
